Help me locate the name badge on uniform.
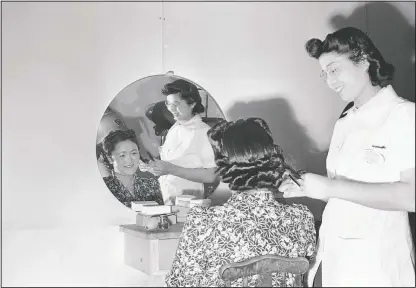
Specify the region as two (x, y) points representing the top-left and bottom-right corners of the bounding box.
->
(363, 148), (385, 165)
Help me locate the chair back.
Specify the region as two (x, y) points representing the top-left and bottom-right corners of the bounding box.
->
(219, 255), (309, 287)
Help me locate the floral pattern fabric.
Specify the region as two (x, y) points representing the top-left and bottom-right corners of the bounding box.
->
(165, 191), (316, 287)
(103, 172), (163, 208)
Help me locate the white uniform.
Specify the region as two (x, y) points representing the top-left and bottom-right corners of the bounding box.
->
(321, 85), (415, 286)
(158, 115), (216, 204)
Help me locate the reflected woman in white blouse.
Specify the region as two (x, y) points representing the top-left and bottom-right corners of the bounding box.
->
(140, 79), (218, 204)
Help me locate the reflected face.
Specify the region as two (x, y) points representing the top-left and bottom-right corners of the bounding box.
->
(318, 52), (370, 102)
(165, 93), (195, 122)
(110, 140), (140, 175)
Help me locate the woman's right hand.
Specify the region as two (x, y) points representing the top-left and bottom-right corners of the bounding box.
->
(279, 173), (331, 201)
(138, 159), (151, 173)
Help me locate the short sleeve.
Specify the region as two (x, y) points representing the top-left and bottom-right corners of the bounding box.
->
(196, 128), (216, 168)
(389, 102), (415, 172)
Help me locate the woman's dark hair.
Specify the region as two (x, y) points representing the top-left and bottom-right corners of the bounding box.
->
(101, 129), (139, 170)
(161, 79), (205, 114)
(145, 101), (175, 136)
(207, 118), (303, 193)
(305, 27), (394, 87)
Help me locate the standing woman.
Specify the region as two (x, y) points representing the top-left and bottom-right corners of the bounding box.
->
(280, 27), (415, 286)
(140, 79), (217, 204)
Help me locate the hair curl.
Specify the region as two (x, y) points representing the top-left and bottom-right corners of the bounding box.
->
(101, 129), (139, 170)
(161, 79), (205, 114)
(305, 27), (394, 87)
(207, 118), (302, 193)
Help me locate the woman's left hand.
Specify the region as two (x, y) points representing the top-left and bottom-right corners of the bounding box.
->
(140, 159), (173, 177)
(279, 173), (331, 201)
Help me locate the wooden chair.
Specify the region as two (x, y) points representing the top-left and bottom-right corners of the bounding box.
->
(219, 255), (309, 287)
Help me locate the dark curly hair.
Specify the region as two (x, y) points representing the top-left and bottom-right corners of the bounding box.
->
(145, 101), (175, 136)
(101, 129), (139, 170)
(161, 79), (205, 115)
(207, 118), (303, 193)
(305, 27), (394, 87)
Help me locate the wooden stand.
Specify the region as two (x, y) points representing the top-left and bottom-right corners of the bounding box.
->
(119, 223), (184, 276)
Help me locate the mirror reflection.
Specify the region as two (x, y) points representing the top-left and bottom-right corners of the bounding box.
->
(96, 75), (226, 209)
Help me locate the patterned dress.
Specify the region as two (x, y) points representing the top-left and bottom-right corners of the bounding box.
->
(103, 172), (163, 208)
(165, 191), (316, 287)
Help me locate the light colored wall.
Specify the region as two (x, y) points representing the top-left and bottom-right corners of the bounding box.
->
(2, 1), (414, 286)
(2, 2), (164, 286)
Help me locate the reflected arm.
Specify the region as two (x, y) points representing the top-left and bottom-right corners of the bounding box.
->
(167, 165), (217, 184)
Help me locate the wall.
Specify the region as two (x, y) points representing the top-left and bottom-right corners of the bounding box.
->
(2, 1), (414, 286)
(2, 2), (164, 286)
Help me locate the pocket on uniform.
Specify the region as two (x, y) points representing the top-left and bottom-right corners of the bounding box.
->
(356, 145), (397, 182)
(363, 148), (386, 165)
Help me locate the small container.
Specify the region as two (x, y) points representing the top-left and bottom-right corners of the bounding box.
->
(172, 206), (191, 223)
(175, 195), (197, 207)
(158, 215), (171, 230)
(144, 217), (159, 230)
(189, 199), (211, 208)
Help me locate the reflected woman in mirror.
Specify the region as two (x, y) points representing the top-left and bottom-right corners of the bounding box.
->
(165, 118), (316, 287)
(96, 107), (129, 178)
(140, 79), (218, 205)
(102, 129), (163, 208)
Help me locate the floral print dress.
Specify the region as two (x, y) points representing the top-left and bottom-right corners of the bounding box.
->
(103, 171), (164, 208)
(165, 191), (316, 287)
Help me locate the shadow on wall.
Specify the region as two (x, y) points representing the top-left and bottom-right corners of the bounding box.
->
(330, 2), (415, 102)
(226, 97), (327, 221)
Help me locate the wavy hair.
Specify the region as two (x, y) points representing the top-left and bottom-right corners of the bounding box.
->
(207, 118), (303, 193)
(161, 79), (205, 114)
(305, 27), (394, 87)
(101, 129), (139, 170)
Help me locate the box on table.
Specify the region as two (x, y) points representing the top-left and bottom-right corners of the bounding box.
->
(136, 212), (177, 228)
(172, 206), (191, 223)
(140, 205), (173, 215)
(175, 195), (197, 207)
(189, 198), (211, 208)
(131, 201), (159, 212)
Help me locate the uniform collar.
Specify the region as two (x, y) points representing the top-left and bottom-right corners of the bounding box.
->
(343, 85), (399, 128)
(172, 114), (204, 129)
(352, 85), (397, 114)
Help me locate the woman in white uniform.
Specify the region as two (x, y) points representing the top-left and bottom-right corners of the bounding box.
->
(280, 27), (415, 287)
(140, 79), (217, 205)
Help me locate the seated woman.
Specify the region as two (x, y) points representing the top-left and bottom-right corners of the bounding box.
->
(96, 107), (129, 177)
(165, 118), (316, 287)
(101, 129), (163, 208)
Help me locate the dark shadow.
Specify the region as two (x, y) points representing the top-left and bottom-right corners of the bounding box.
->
(330, 2), (415, 261)
(225, 97), (327, 222)
(330, 2), (415, 103)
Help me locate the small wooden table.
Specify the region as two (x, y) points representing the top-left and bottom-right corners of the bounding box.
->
(119, 223), (184, 276)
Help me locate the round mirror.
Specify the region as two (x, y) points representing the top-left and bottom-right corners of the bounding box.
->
(96, 74), (226, 209)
